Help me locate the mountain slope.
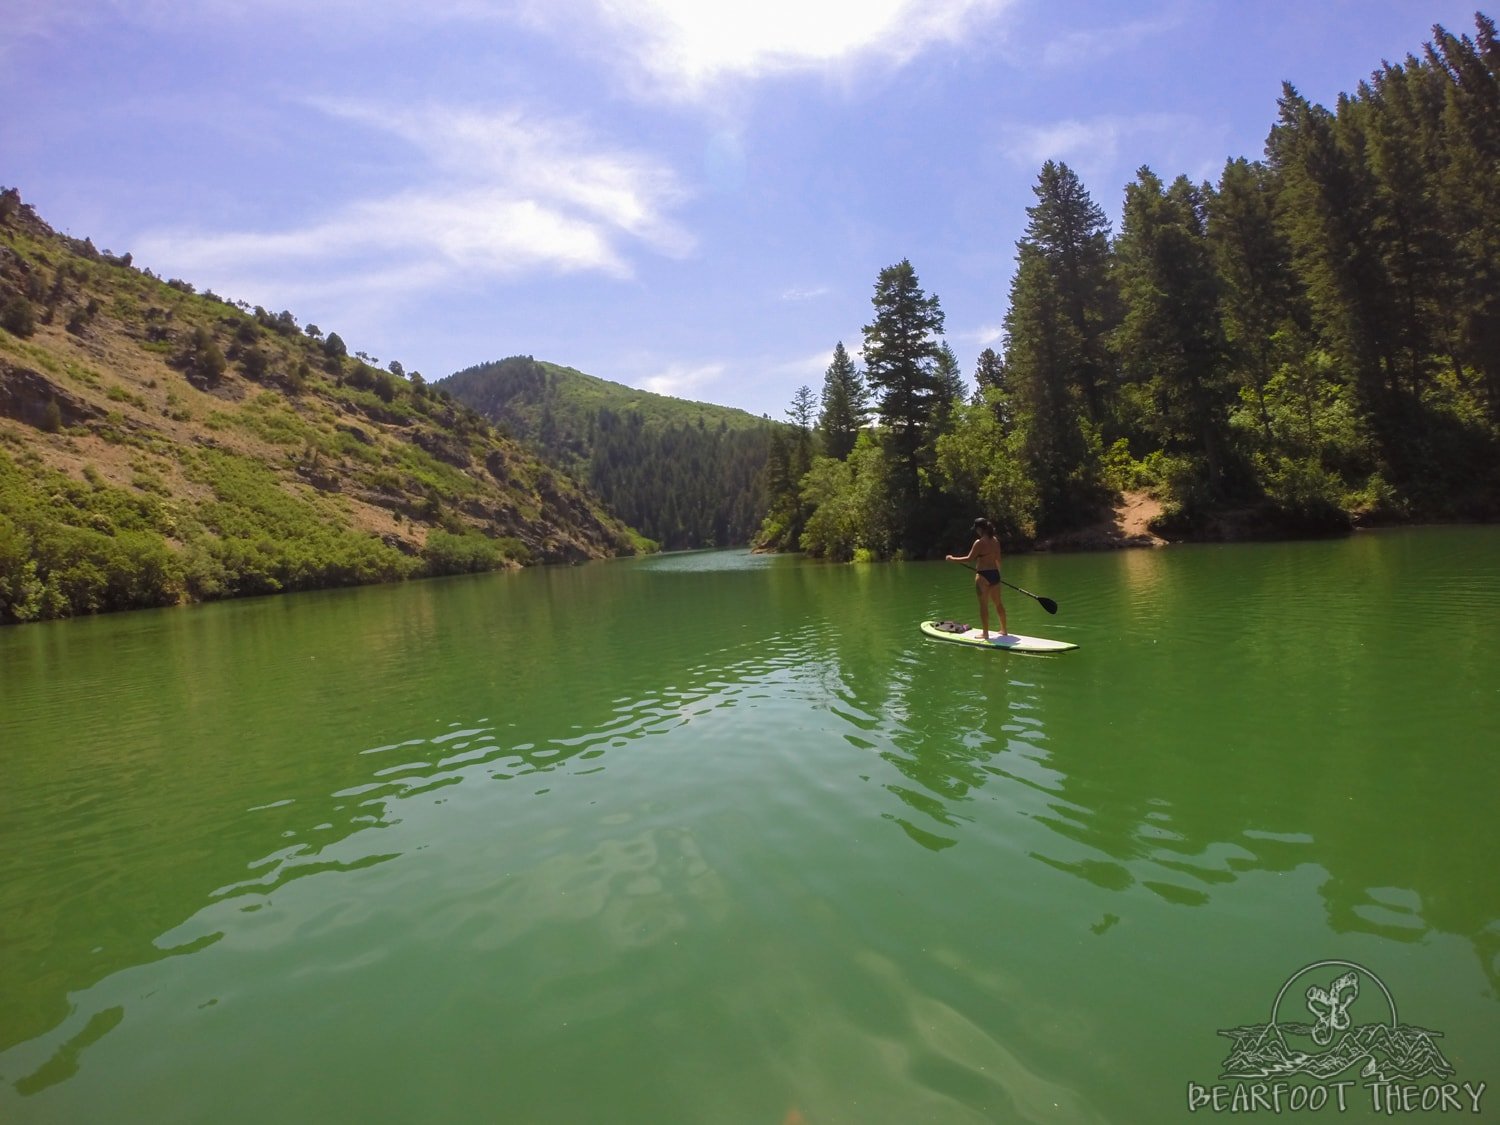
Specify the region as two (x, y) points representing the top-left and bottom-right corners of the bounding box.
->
(0, 189), (646, 625)
(439, 356), (777, 549)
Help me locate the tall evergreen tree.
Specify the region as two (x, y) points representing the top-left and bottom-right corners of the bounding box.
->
(1347, 74), (1444, 399)
(1003, 242), (1092, 530)
(1114, 168), (1239, 507)
(1430, 16), (1500, 422)
(818, 342), (868, 459)
(973, 347), (1005, 396)
(1023, 161), (1118, 430)
(972, 346), (1014, 428)
(787, 384), (817, 430)
(861, 259), (946, 542)
(995, 163), (1119, 533)
(1208, 156), (1304, 446)
(1268, 83), (1405, 451)
(754, 386), (818, 550)
(931, 342), (965, 435)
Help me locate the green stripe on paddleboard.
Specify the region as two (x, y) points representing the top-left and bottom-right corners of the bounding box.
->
(920, 620), (1078, 653)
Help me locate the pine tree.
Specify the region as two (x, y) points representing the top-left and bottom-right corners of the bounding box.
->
(1268, 84), (1403, 445)
(787, 384), (817, 430)
(1022, 161), (1118, 430)
(1430, 16), (1500, 422)
(1003, 242), (1091, 530)
(993, 163), (1120, 533)
(931, 342), (965, 435)
(1347, 73), (1442, 399)
(818, 341), (868, 460)
(1208, 156), (1304, 446)
(785, 384), (817, 523)
(753, 388), (819, 550)
(861, 259), (946, 541)
(972, 347), (1014, 428)
(973, 347), (1005, 397)
(1114, 168), (1238, 508)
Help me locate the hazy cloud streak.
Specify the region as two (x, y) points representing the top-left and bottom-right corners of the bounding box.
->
(1038, 7), (1186, 69)
(781, 285), (831, 302)
(639, 361), (727, 396)
(1000, 112), (1202, 182)
(133, 101), (690, 303)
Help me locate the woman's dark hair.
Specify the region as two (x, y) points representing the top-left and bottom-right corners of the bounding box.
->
(972, 517), (995, 536)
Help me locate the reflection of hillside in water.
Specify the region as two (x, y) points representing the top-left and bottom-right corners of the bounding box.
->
(4, 537), (1495, 1097)
(0, 560), (821, 1083)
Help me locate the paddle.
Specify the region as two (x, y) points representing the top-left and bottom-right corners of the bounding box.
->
(957, 563), (1059, 615)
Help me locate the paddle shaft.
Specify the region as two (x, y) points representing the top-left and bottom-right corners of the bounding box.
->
(956, 563), (1059, 615)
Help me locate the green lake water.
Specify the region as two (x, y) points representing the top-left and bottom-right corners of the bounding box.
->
(2, 528), (1497, 1123)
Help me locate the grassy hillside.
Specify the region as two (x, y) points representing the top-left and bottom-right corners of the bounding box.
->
(0, 189), (648, 625)
(439, 356), (776, 549)
(441, 356), (772, 446)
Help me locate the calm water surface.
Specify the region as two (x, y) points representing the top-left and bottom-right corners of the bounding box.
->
(2, 528), (1497, 1123)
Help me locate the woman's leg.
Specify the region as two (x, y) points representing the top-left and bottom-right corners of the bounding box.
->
(989, 584), (1008, 635)
(975, 577), (991, 637)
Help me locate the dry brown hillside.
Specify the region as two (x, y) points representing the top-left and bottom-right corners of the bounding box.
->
(0, 188), (648, 624)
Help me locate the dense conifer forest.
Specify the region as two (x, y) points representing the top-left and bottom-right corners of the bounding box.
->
(758, 14), (1500, 559)
(440, 357), (775, 550)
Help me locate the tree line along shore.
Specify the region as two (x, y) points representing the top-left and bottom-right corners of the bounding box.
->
(757, 14), (1499, 559)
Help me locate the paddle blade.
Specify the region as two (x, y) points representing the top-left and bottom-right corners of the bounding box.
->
(1038, 596), (1059, 615)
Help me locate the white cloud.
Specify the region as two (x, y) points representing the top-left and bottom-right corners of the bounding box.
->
(140, 190), (624, 277)
(3, 0), (505, 42)
(133, 102), (689, 303)
(780, 284), (831, 302)
(315, 101), (692, 257)
(619, 348), (846, 415)
(769, 348), (837, 378)
(8, 1), (1017, 97)
(1001, 112), (1198, 180)
(1037, 7), (1186, 70)
(1000, 109), (1233, 200)
(553, 0), (1018, 98)
(638, 361), (727, 397)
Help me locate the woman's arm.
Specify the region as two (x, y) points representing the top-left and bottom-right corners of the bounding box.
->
(946, 538), (981, 563)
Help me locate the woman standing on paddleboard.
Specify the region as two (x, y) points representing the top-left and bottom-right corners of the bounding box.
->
(947, 517), (1008, 639)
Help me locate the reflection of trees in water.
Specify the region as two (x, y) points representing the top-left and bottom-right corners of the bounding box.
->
(1025, 692), (1498, 995)
(810, 587), (1020, 853)
(6, 543), (1494, 1088)
(817, 565), (1498, 997)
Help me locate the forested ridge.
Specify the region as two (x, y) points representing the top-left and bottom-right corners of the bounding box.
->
(0, 193), (646, 625)
(440, 357), (776, 550)
(759, 14), (1500, 559)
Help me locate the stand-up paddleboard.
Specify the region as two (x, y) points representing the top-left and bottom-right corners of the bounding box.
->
(920, 619), (1078, 654)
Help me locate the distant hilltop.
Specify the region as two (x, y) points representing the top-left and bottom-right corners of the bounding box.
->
(439, 356), (778, 551)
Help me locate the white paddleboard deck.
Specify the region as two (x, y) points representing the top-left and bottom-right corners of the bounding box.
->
(920, 619), (1078, 653)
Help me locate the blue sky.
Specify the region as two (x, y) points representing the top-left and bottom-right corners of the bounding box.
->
(2, 1), (1484, 418)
